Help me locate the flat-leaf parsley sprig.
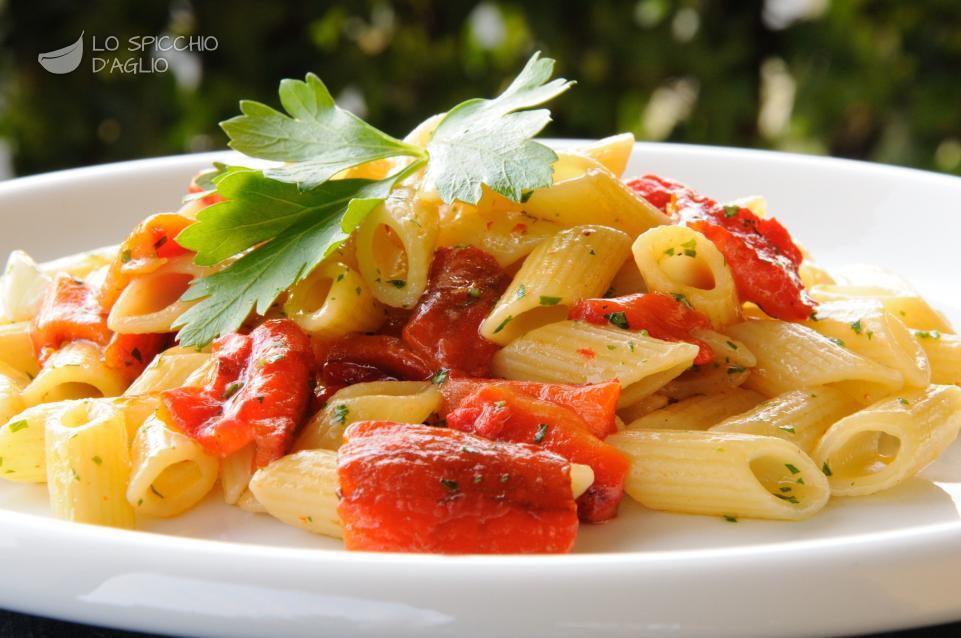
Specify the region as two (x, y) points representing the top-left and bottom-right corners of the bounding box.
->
(173, 52), (572, 347)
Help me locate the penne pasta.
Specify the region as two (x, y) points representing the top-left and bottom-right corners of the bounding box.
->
(710, 386), (859, 454)
(608, 429), (830, 520)
(124, 347), (211, 396)
(480, 225), (631, 345)
(127, 414), (219, 517)
(810, 285), (954, 334)
(249, 449), (343, 539)
(283, 261), (385, 338)
(437, 201), (563, 268)
(813, 385), (961, 497)
(626, 388), (764, 431)
(0, 321), (40, 377)
(577, 133), (635, 178)
(0, 250), (51, 324)
(21, 341), (129, 405)
(632, 225), (740, 327)
(221, 444), (256, 506)
(107, 255), (208, 335)
(490, 320), (698, 408)
(913, 330), (961, 386)
(0, 360), (29, 425)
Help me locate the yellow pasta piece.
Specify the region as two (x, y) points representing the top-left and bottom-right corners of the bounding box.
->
(616, 393), (669, 424)
(127, 414), (219, 517)
(0, 360), (29, 425)
(711, 386), (859, 454)
(295, 381), (441, 451)
(480, 226), (631, 345)
(284, 261), (385, 338)
(249, 449), (343, 539)
(813, 385), (961, 497)
(39, 244), (118, 278)
(0, 401), (73, 483)
(632, 225), (740, 327)
(726, 320), (904, 403)
(124, 348), (211, 396)
(107, 255), (207, 334)
(355, 187), (438, 309)
(577, 132), (635, 177)
(221, 444), (255, 505)
(490, 320), (698, 408)
(913, 330), (961, 386)
(606, 260), (648, 297)
(0, 321), (39, 377)
(437, 202), (563, 268)
(607, 429), (830, 521)
(45, 399), (134, 528)
(21, 341), (128, 405)
(811, 285), (954, 334)
(524, 168), (669, 237)
(0, 250), (51, 324)
(806, 299), (930, 388)
(626, 388), (764, 431)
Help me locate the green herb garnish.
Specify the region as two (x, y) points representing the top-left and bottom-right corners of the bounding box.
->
(539, 295), (562, 306)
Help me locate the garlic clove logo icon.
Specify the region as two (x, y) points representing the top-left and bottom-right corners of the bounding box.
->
(38, 32), (84, 74)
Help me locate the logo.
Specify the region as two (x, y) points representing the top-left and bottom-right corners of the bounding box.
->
(38, 32), (84, 74)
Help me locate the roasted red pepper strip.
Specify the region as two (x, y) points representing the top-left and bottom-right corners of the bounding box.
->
(402, 246), (511, 376)
(31, 274), (111, 363)
(446, 385), (629, 523)
(161, 319), (312, 467)
(103, 332), (169, 379)
(441, 377), (620, 439)
(100, 213), (194, 310)
(320, 334), (433, 388)
(569, 292), (714, 366)
(337, 421), (579, 553)
(626, 174), (814, 321)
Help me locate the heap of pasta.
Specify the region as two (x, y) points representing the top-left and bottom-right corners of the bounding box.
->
(0, 129), (959, 553)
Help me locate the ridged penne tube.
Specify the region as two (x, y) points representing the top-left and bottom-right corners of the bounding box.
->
(0, 250), (51, 323)
(806, 299), (930, 388)
(813, 385), (961, 497)
(524, 168), (670, 237)
(0, 360), (29, 425)
(798, 260), (836, 289)
(107, 255), (206, 334)
(248, 449), (343, 539)
(550, 151), (608, 183)
(45, 399), (134, 528)
(606, 260), (648, 297)
(578, 132), (635, 177)
(480, 226), (632, 345)
(437, 202), (563, 268)
(607, 429), (830, 521)
(295, 381), (441, 451)
(22, 341), (127, 405)
(39, 244), (118, 278)
(355, 188), (439, 309)
(490, 320), (699, 408)
(726, 320), (904, 402)
(711, 386), (860, 454)
(235, 488), (266, 513)
(617, 361), (695, 407)
(0, 321), (39, 377)
(124, 348), (211, 396)
(659, 363), (751, 401)
(283, 261), (384, 338)
(913, 331), (961, 385)
(221, 444), (255, 505)
(626, 388), (765, 431)
(810, 285), (954, 334)
(0, 401), (74, 483)
(127, 414), (219, 517)
(632, 225), (740, 327)
(693, 330), (757, 369)
(21, 341), (129, 405)
(617, 393), (669, 424)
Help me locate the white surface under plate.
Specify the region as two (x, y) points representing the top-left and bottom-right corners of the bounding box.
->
(0, 143), (959, 638)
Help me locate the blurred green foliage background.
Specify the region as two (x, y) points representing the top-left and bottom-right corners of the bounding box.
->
(1, 0), (960, 178)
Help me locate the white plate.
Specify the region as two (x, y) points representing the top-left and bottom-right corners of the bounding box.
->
(0, 144), (959, 638)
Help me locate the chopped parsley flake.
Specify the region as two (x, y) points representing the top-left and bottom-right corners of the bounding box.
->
(828, 337), (845, 348)
(628, 341), (636, 353)
(467, 286), (483, 299)
(539, 295), (562, 306)
(775, 494), (800, 504)
(605, 311), (629, 329)
(91, 455), (103, 466)
(440, 478), (459, 492)
(473, 474), (483, 484)
(131, 347), (143, 364)
(681, 238), (697, 257)
(515, 284), (527, 299)
(850, 319), (863, 335)
(897, 397), (910, 407)
(150, 485), (165, 499)
(670, 292), (693, 309)
(332, 403), (350, 425)
(8, 420), (28, 433)
(388, 279), (407, 288)
(916, 330), (942, 340)
(431, 369), (450, 385)
(723, 205), (740, 218)
(776, 425), (796, 434)
(664, 247), (675, 256)
(493, 315), (513, 334)
(223, 380), (243, 400)
(723, 514), (738, 523)
(726, 340), (738, 350)
(120, 249), (132, 263)
(822, 461), (833, 476)
(727, 365), (747, 375)
(785, 463), (800, 475)
(499, 473), (510, 483)
(534, 423), (549, 444)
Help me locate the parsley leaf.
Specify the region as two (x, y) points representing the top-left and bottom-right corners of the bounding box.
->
(221, 73), (424, 190)
(174, 171), (409, 346)
(424, 52), (573, 204)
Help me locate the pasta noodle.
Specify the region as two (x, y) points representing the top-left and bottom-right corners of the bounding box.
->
(249, 449), (343, 539)
(811, 285), (954, 334)
(626, 388), (764, 431)
(813, 385), (961, 497)
(607, 429), (830, 520)
(632, 225), (740, 327)
(0, 321), (39, 377)
(221, 444), (255, 506)
(0, 250), (51, 324)
(0, 360), (29, 425)
(913, 330), (961, 386)
(124, 347), (211, 396)
(107, 255), (208, 334)
(577, 132), (635, 177)
(21, 341), (128, 405)
(480, 225), (631, 345)
(283, 261), (385, 338)
(437, 203), (563, 268)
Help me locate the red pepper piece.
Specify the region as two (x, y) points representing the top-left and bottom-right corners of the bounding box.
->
(337, 421), (579, 553)
(446, 385), (629, 523)
(626, 174), (814, 321)
(320, 334), (433, 387)
(162, 319), (312, 467)
(441, 378), (620, 439)
(100, 213), (194, 310)
(402, 246), (511, 376)
(31, 274), (111, 363)
(569, 292), (715, 365)
(103, 332), (169, 379)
